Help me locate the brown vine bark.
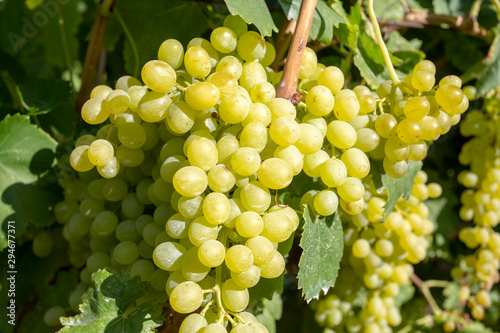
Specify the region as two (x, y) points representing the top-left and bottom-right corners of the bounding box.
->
(275, 0), (318, 101)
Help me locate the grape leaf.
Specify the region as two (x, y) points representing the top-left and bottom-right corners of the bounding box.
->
(371, 160), (422, 221)
(60, 269), (163, 333)
(373, 0), (406, 20)
(298, 206), (343, 302)
(432, 0), (474, 16)
(255, 293), (283, 333)
(0, 114), (59, 249)
(17, 78), (72, 115)
(224, 0), (278, 37)
(461, 322), (494, 333)
(442, 281), (461, 310)
(393, 282), (415, 307)
(249, 273), (284, 302)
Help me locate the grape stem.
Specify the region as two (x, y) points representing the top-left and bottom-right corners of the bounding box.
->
(114, 8), (140, 78)
(276, 0), (317, 101)
(366, 0), (401, 85)
(410, 273), (444, 316)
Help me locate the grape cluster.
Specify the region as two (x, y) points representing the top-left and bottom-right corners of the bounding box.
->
(312, 171), (442, 333)
(444, 89), (500, 326)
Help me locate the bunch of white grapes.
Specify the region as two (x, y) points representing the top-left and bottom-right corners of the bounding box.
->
(443, 89), (500, 327)
(312, 171), (442, 333)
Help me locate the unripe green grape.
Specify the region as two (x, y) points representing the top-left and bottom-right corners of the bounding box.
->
(267, 98), (296, 120)
(211, 27), (237, 53)
(188, 216), (219, 247)
(383, 158), (408, 178)
(178, 195), (204, 219)
(185, 82), (220, 111)
(320, 158), (347, 188)
(317, 66), (344, 95)
(115, 145), (144, 167)
(218, 94), (250, 124)
(237, 31), (265, 62)
(313, 190), (339, 216)
(117, 123), (146, 149)
(198, 239), (225, 267)
(43, 306), (65, 326)
(231, 147), (261, 177)
(274, 145), (303, 175)
(102, 178), (128, 201)
(141, 60), (176, 93)
(294, 123), (323, 155)
(158, 39), (184, 69)
(239, 61), (267, 91)
(184, 46), (212, 79)
(258, 158), (293, 190)
(333, 89), (359, 121)
(203, 192), (230, 225)
(408, 141), (427, 161)
(166, 213), (191, 239)
(341, 148), (370, 179)
(82, 97), (111, 125)
(306, 85), (334, 117)
(70, 145), (94, 172)
(170, 281), (203, 314)
(126, 85), (148, 112)
(173, 166), (208, 198)
(375, 113), (398, 138)
(180, 313), (208, 333)
(137, 90), (172, 122)
(327, 120), (357, 149)
(303, 149), (330, 178)
(240, 181), (271, 213)
(258, 251), (285, 278)
(242, 102), (272, 127)
(113, 241), (139, 265)
(216, 55), (242, 80)
(299, 47), (317, 79)
(270, 117), (300, 146)
(207, 71), (238, 96)
(182, 247), (211, 282)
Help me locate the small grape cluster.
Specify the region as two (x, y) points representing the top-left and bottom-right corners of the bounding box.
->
(443, 88), (500, 327)
(312, 171), (442, 333)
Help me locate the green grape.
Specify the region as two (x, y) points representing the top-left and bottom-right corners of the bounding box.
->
(239, 61), (267, 91)
(116, 75), (142, 90)
(210, 27), (238, 53)
(237, 31), (265, 62)
(166, 213), (191, 239)
(384, 136), (409, 162)
(317, 66), (344, 95)
(404, 96), (430, 120)
(294, 123), (323, 155)
(236, 211), (264, 238)
(303, 149), (330, 178)
(75, 134), (96, 147)
(320, 158), (347, 188)
(352, 238), (371, 258)
(102, 179), (128, 201)
(105, 89), (130, 115)
(260, 41), (276, 67)
(32, 231), (53, 258)
(188, 37), (219, 68)
(207, 164), (236, 193)
(359, 95), (376, 115)
(257, 158), (293, 190)
(203, 192), (230, 225)
(240, 121), (268, 153)
(141, 60), (176, 93)
(375, 113), (398, 138)
(80, 198), (104, 218)
(299, 47), (317, 79)
(70, 145), (94, 172)
(337, 177), (364, 202)
(81, 98), (110, 125)
(185, 82), (220, 111)
(270, 117), (300, 146)
(170, 281), (204, 314)
(173, 166), (208, 197)
(240, 181), (271, 214)
(43, 306), (65, 326)
(207, 71), (238, 96)
(302, 113), (327, 137)
(327, 120), (357, 149)
(137, 90), (172, 122)
(158, 39), (184, 69)
(182, 247), (211, 282)
(184, 46), (212, 79)
(313, 190), (339, 216)
(306, 85), (334, 117)
(188, 216), (219, 247)
(223, 15), (248, 37)
(261, 211), (293, 243)
(250, 82), (275, 104)
(267, 98), (296, 120)
(197, 239), (225, 268)
(153, 241), (186, 271)
(222, 278), (249, 312)
(216, 135), (239, 165)
(117, 123), (146, 149)
(129, 259), (155, 281)
(354, 128), (380, 152)
(436, 111), (452, 135)
(341, 148), (370, 179)
(225, 245), (254, 273)
(245, 236), (274, 265)
(92, 211), (118, 237)
(383, 158), (408, 178)
(274, 145), (303, 176)
(178, 195), (204, 219)
(115, 145), (144, 167)
(408, 140), (427, 161)
(435, 84), (464, 111)
(411, 70), (435, 91)
(113, 240), (139, 265)
(188, 137), (218, 171)
(333, 89), (360, 121)
(258, 251), (285, 278)
(90, 85), (112, 99)
(231, 265), (260, 289)
(414, 59), (436, 74)
(141, 122), (160, 150)
(219, 94), (250, 124)
(420, 116), (441, 141)
(242, 103), (271, 128)
(121, 193), (144, 219)
(216, 55), (243, 80)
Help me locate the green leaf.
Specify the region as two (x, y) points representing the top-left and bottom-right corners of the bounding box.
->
(255, 293), (283, 333)
(373, 0), (406, 20)
(393, 282), (415, 307)
(224, 0), (278, 37)
(25, 0), (44, 10)
(298, 206), (343, 302)
(461, 321), (494, 333)
(442, 281), (461, 310)
(17, 78), (71, 115)
(249, 274), (284, 302)
(432, 0), (474, 16)
(372, 160), (422, 221)
(60, 269), (163, 333)
(0, 114), (59, 249)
